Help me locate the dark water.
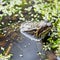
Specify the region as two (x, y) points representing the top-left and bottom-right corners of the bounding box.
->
(10, 32), (43, 60)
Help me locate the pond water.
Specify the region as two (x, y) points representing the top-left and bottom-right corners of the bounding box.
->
(10, 30), (44, 60)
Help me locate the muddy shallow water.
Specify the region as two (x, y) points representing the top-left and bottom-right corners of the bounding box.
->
(10, 31), (44, 60)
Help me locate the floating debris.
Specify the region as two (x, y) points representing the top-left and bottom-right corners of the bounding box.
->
(1, 47), (4, 51)
(24, 45), (27, 48)
(37, 52), (42, 56)
(19, 54), (23, 57)
(28, 43), (30, 46)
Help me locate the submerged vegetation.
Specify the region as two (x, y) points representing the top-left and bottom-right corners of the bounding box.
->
(0, 0), (60, 59)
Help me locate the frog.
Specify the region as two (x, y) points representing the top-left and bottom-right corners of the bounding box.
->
(20, 21), (52, 39)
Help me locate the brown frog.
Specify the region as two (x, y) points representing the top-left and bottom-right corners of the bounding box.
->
(20, 21), (52, 39)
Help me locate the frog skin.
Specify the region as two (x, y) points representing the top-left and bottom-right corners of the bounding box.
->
(20, 21), (52, 39)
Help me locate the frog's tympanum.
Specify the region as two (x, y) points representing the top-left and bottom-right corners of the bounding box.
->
(20, 21), (52, 38)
